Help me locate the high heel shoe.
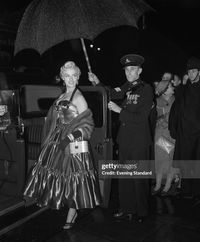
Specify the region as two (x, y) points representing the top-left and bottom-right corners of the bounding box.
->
(113, 211), (136, 221)
(161, 176), (181, 197)
(151, 187), (162, 196)
(63, 212), (77, 230)
(161, 190), (170, 197)
(113, 211), (124, 218)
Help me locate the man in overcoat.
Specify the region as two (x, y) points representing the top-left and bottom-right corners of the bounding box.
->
(169, 57), (200, 201)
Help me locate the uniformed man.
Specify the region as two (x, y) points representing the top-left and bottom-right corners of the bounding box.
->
(88, 54), (154, 222)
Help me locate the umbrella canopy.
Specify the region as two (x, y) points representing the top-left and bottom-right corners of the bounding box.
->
(14, 0), (153, 55)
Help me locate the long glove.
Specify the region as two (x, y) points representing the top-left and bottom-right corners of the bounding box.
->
(58, 130), (82, 150)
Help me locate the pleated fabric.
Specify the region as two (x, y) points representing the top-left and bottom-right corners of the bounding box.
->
(24, 102), (101, 210)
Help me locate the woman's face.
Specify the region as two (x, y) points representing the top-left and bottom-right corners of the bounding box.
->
(164, 83), (174, 96)
(162, 72), (172, 81)
(61, 68), (79, 88)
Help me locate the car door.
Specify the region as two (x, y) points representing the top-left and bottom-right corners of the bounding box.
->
(79, 86), (113, 207)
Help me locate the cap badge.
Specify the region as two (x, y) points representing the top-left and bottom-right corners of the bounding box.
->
(125, 58), (130, 63)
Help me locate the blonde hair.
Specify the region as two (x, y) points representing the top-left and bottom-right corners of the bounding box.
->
(60, 61), (81, 79)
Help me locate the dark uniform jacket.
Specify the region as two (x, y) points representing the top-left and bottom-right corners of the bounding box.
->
(109, 79), (154, 160)
(102, 79), (154, 216)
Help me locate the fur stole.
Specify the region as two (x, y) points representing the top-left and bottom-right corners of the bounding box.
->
(42, 107), (94, 147)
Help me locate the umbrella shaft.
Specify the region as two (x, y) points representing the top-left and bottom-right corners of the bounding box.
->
(80, 38), (91, 72)
(81, 38), (96, 86)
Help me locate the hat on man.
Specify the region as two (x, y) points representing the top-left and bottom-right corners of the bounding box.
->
(120, 54), (145, 67)
(186, 56), (200, 71)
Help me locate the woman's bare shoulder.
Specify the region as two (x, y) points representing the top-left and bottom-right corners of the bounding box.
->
(73, 90), (88, 112)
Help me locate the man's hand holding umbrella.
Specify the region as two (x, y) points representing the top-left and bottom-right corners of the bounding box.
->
(88, 72), (100, 86)
(88, 72), (121, 113)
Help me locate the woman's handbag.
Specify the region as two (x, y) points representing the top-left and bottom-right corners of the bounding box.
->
(156, 135), (175, 154)
(69, 140), (89, 154)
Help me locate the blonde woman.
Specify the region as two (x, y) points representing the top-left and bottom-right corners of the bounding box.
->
(24, 61), (101, 229)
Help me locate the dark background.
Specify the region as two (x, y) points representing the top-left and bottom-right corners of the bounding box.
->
(0, 0), (200, 86)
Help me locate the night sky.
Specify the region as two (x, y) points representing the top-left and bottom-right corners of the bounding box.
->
(145, 0), (200, 55)
(1, 0), (200, 85)
(89, 0), (200, 85)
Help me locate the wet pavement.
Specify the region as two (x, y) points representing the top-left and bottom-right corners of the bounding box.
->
(0, 195), (200, 242)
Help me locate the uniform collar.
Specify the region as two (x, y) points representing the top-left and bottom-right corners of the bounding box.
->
(128, 78), (143, 89)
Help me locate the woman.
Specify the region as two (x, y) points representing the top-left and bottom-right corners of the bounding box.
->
(152, 73), (180, 196)
(23, 61), (101, 229)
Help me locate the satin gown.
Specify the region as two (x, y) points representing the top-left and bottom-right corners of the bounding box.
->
(24, 99), (101, 209)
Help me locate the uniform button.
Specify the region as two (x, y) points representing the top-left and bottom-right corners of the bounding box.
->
(122, 123), (125, 126)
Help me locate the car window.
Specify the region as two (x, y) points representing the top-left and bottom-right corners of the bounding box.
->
(20, 85), (105, 128)
(82, 91), (103, 128)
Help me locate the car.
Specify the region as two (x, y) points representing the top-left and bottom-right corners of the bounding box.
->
(0, 84), (114, 217)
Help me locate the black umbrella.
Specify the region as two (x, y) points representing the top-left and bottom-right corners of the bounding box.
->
(15, 0), (153, 72)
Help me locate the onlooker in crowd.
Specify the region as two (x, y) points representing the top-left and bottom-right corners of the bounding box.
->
(88, 54), (154, 222)
(169, 57), (200, 201)
(23, 61), (101, 229)
(168, 73), (188, 140)
(152, 73), (180, 196)
(171, 74), (181, 88)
